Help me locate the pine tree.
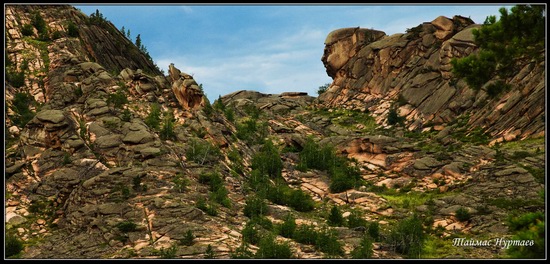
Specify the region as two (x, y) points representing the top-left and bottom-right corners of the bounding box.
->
(135, 34), (142, 49)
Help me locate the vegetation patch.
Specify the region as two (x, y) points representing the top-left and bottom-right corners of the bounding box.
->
(386, 214), (426, 258)
(451, 5), (544, 90)
(298, 136), (363, 193)
(506, 211), (545, 258)
(9, 92), (37, 127)
(185, 138), (221, 165)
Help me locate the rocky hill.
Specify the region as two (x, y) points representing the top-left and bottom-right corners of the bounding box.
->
(4, 5), (545, 259)
(319, 16), (544, 143)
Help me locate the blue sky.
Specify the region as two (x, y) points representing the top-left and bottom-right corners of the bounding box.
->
(74, 4), (511, 101)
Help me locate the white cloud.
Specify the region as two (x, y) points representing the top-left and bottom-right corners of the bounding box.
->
(156, 24), (333, 101)
(179, 6), (193, 14)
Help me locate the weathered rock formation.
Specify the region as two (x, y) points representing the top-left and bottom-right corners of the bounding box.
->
(319, 15), (544, 142)
(169, 63), (206, 110)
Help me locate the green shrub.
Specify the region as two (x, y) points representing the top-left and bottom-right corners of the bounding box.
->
(236, 118), (257, 142)
(455, 207), (471, 222)
(507, 211), (544, 258)
(250, 216), (274, 231)
(263, 182), (314, 212)
(293, 224), (318, 245)
(299, 137), (337, 171)
(185, 138), (221, 165)
(132, 176), (145, 192)
(121, 108), (132, 122)
(278, 213), (296, 238)
(107, 89), (129, 108)
(180, 230), (194, 246)
(7, 71), (26, 88)
(327, 205), (344, 227)
(368, 222), (380, 241)
(204, 244), (215, 259)
(67, 21), (79, 37)
(347, 209), (368, 229)
(387, 107), (405, 126)
(251, 140), (282, 178)
(486, 80), (512, 98)
(31, 12), (47, 36)
(196, 198), (218, 216)
(202, 97), (214, 118)
(21, 24), (34, 36)
(145, 103), (161, 130)
(329, 164), (361, 193)
(451, 51), (496, 90)
(213, 95), (225, 111)
(351, 234), (374, 259)
(245, 169), (271, 195)
(74, 86), (83, 97)
(224, 108), (235, 122)
(265, 183), (289, 205)
(227, 147), (243, 174)
(452, 5), (544, 90)
(198, 172), (223, 191)
(243, 196), (268, 218)
(51, 30), (62, 40)
(199, 171), (231, 207)
(5, 234), (24, 258)
(160, 112), (176, 140)
(243, 103), (261, 119)
(242, 220), (261, 245)
(299, 137), (362, 193)
(387, 214), (425, 258)
(255, 235), (293, 259)
(315, 227), (344, 256)
(317, 83), (330, 95)
(10, 92), (36, 127)
(235, 118), (268, 143)
(172, 173), (189, 193)
(62, 152), (71, 165)
(156, 243), (178, 259)
(210, 186), (231, 208)
(230, 243), (254, 259)
(115, 221), (137, 232)
(286, 188), (315, 212)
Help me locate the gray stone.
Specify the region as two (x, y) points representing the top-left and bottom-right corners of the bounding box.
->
(495, 167), (528, 176)
(97, 203), (128, 215)
(87, 106), (110, 116)
(140, 147), (161, 158)
(94, 134), (122, 149)
(413, 157), (441, 170)
(79, 62), (105, 73)
(36, 110), (65, 123)
(6, 211), (27, 225)
(66, 138), (86, 149)
(6, 161), (25, 174)
(123, 131), (154, 144)
(88, 122), (111, 137)
(52, 168), (80, 182)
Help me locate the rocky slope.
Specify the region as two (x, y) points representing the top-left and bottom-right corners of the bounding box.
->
(5, 5), (545, 259)
(319, 16), (545, 143)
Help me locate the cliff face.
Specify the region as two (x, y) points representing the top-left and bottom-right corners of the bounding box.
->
(5, 5), (161, 75)
(319, 15), (545, 143)
(4, 5), (545, 260)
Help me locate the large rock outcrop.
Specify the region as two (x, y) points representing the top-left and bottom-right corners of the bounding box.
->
(318, 15), (545, 142)
(168, 63), (205, 110)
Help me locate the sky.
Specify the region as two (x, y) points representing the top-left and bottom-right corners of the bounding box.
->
(74, 4), (512, 101)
